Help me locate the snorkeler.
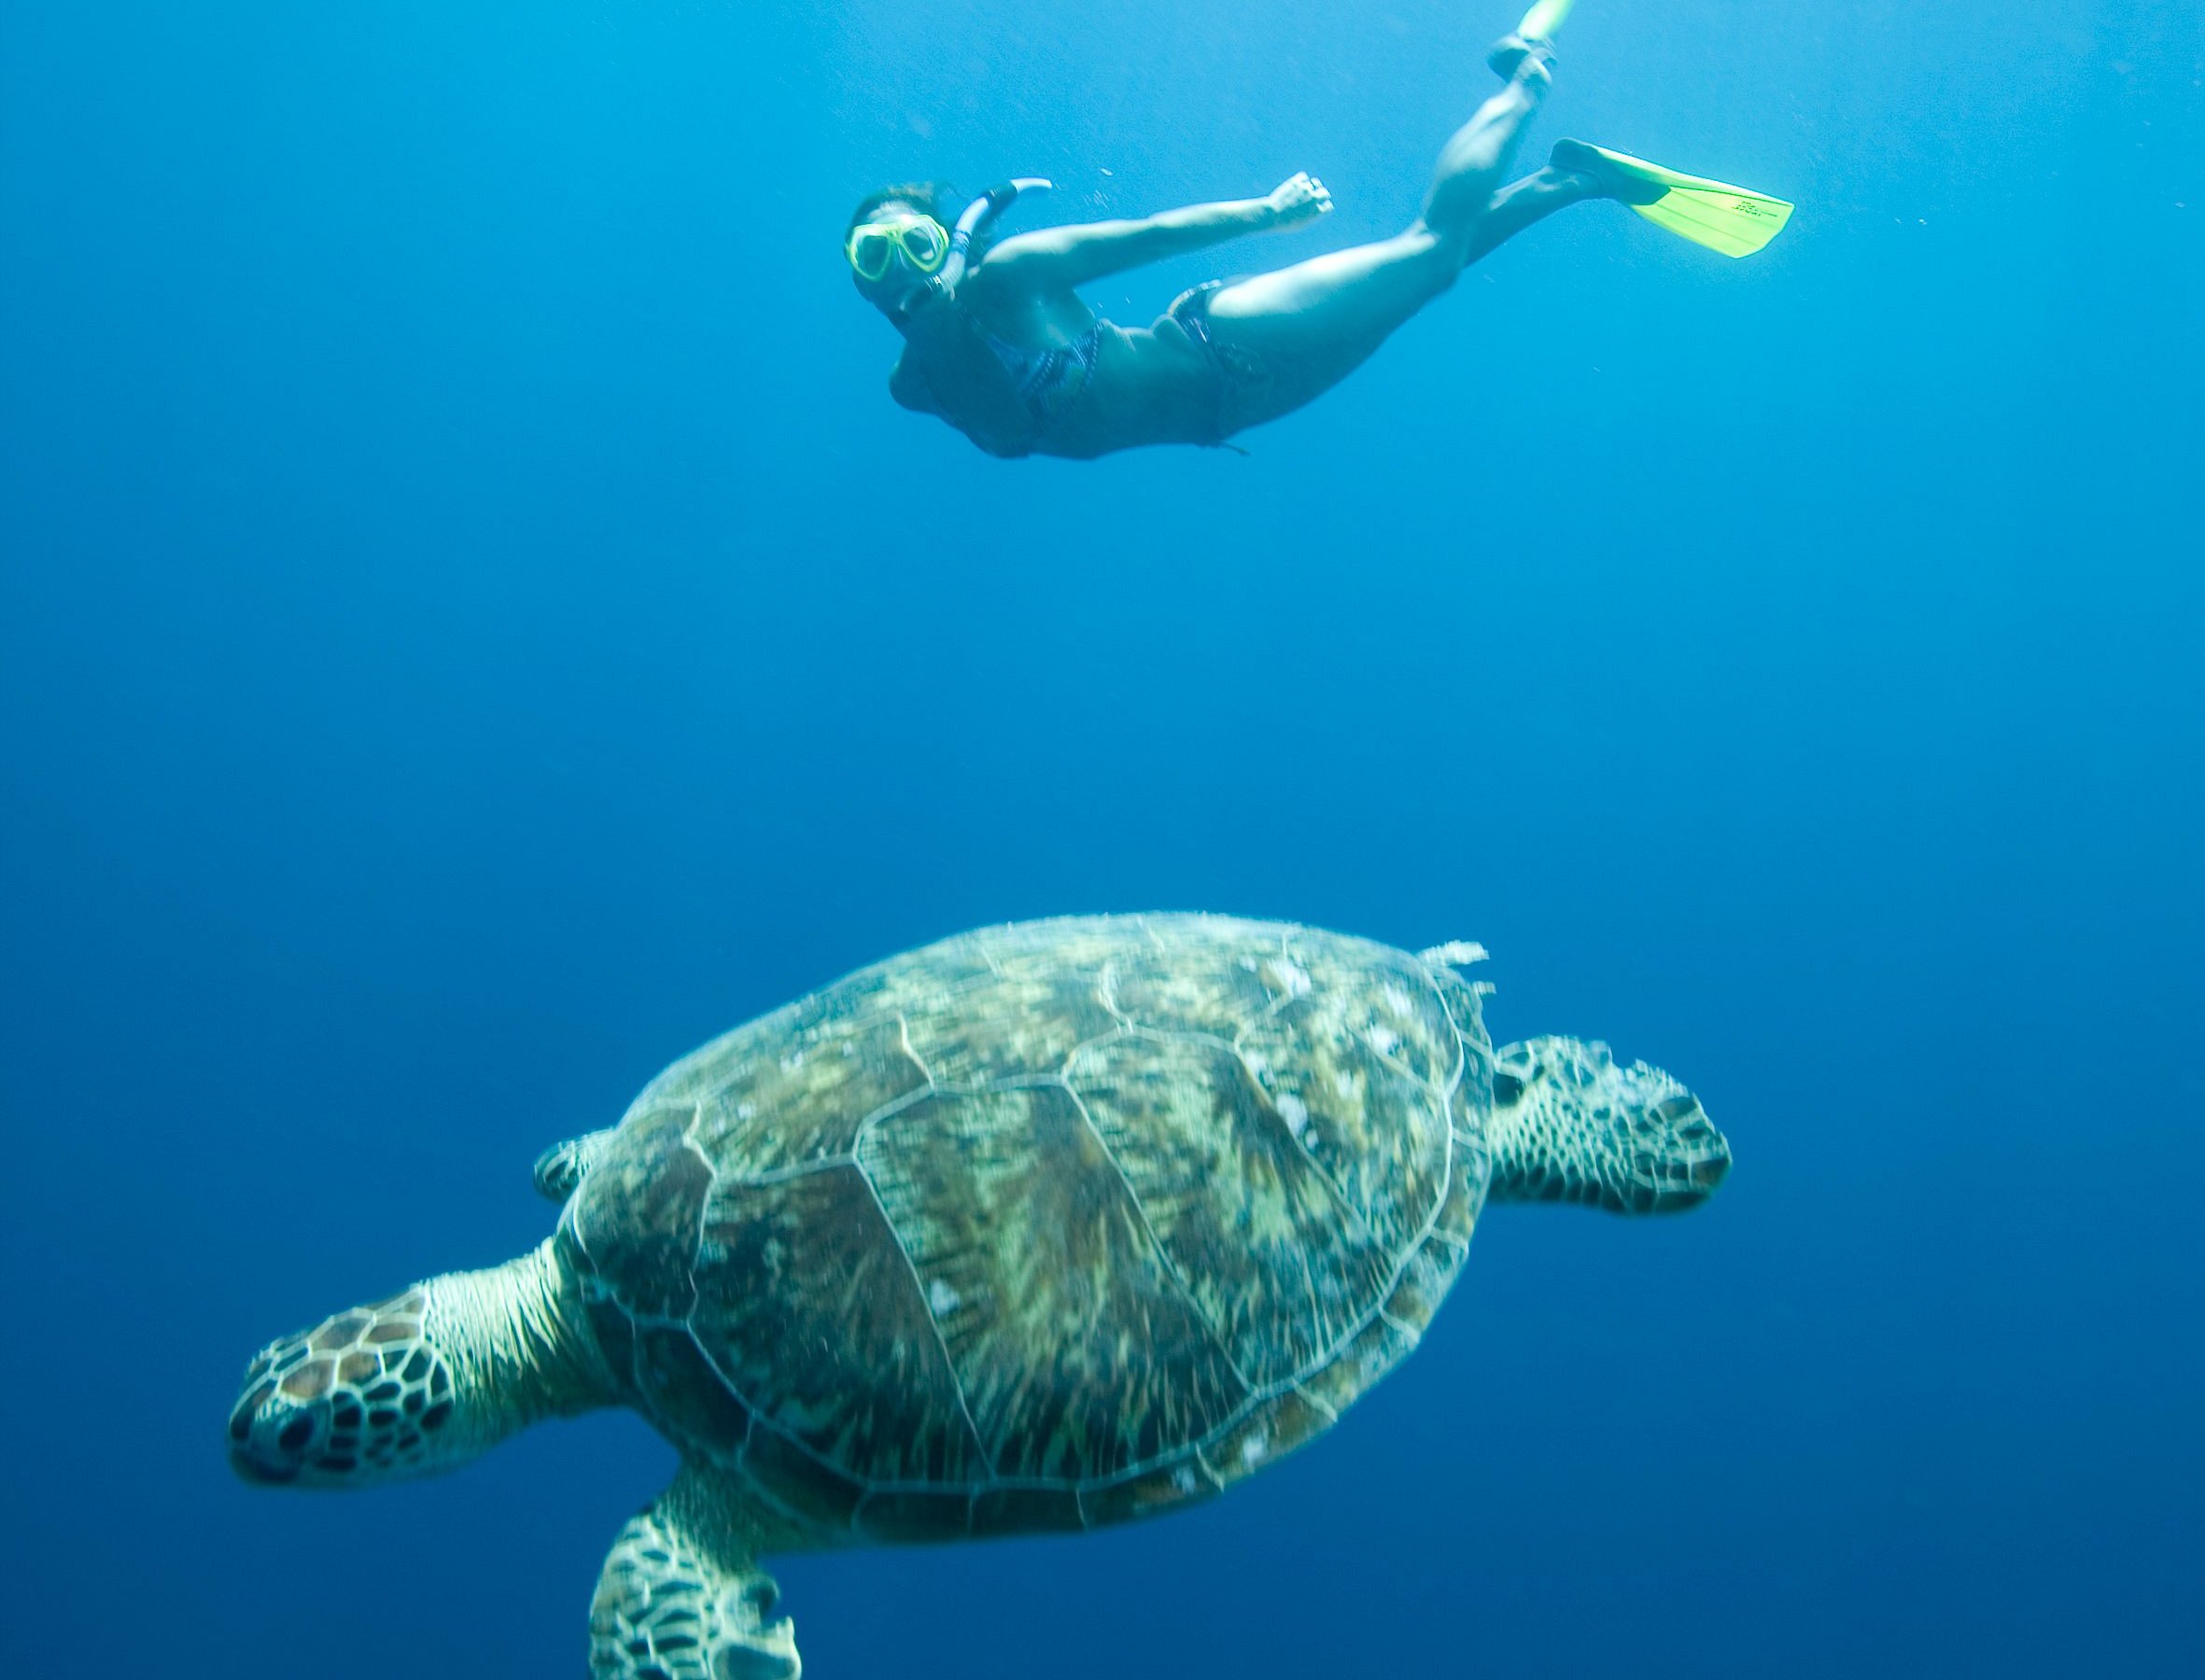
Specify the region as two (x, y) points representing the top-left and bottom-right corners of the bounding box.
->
(845, 0), (1791, 460)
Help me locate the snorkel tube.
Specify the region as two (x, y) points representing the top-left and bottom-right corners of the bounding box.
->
(910, 177), (1053, 312)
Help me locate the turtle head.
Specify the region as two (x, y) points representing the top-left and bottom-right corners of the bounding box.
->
(227, 1242), (618, 1492)
(1484, 1035), (1731, 1213)
(226, 1287), (461, 1489)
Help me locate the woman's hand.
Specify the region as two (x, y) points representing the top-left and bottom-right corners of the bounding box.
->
(1263, 172), (1334, 230)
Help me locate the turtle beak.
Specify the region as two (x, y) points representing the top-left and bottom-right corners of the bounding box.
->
(227, 1335), (327, 1486)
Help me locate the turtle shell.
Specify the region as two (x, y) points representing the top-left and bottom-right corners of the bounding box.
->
(561, 915), (1494, 1542)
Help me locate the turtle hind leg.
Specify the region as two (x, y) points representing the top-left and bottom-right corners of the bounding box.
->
(592, 1467), (802, 1680)
(1485, 1035), (1731, 1213)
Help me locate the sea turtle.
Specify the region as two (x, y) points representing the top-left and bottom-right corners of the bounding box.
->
(228, 914), (1730, 1677)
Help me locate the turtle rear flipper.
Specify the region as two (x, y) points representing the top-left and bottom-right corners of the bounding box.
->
(1486, 1035), (1729, 1213)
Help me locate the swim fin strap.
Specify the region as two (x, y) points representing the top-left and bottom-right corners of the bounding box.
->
(1567, 141), (1796, 258)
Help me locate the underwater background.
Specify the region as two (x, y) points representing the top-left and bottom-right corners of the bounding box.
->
(3, 1), (2200, 1673)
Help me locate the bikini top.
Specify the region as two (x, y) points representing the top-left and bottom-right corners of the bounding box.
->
(893, 304), (1101, 459)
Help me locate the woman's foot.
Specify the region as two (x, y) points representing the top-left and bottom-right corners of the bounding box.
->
(1550, 137), (1667, 205)
(1485, 33), (1556, 89)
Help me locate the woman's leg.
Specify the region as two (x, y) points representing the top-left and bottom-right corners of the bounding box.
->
(1455, 161), (1605, 266)
(1421, 45), (1552, 245)
(1194, 43), (1597, 428)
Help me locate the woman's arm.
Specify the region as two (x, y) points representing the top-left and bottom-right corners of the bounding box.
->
(976, 173), (1332, 293)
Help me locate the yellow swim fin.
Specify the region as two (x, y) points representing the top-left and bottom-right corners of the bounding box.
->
(1552, 138), (1795, 259)
(1517, 0), (1579, 41)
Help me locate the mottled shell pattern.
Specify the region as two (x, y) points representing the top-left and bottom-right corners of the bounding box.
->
(559, 915), (1496, 1543)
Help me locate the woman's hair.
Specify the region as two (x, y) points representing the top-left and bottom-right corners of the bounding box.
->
(845, 181), (995, 261)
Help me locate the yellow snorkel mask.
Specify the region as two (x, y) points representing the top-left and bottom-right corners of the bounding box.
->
(846, 215), (950, 283)
(846, 180), (1055, 318)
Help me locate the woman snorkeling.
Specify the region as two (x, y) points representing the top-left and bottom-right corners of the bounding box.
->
(845, 2), (1791, 460)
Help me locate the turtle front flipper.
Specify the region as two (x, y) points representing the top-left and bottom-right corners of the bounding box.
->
(1485, 1035), (1730, 1213)
(592, 1467), (802, 1680)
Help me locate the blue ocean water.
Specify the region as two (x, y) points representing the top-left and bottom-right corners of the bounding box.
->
(3, 0), (2200, 1673)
